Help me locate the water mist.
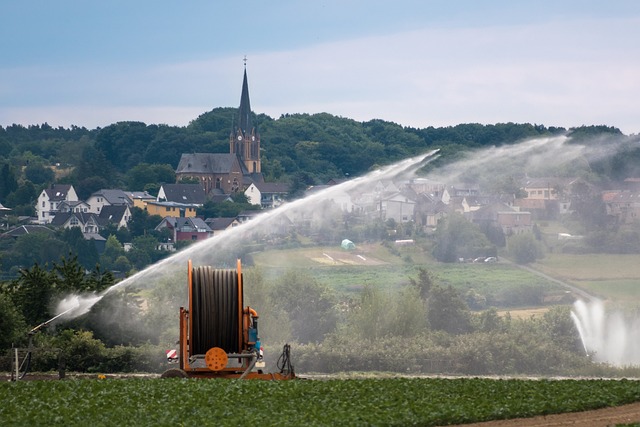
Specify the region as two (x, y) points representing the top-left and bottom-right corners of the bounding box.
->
(55, 150), (440, 320)
(53, 133), (624, 372)
(571, 299), (640, 366)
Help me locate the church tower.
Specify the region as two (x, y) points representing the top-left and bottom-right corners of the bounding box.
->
(230, 62), (261, 174)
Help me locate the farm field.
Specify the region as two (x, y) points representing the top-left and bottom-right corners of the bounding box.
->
(251, 244), (565, 307)
(533, 253), (640, 304)
(2, 377), (640, 426)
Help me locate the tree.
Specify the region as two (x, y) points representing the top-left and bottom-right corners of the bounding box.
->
(269, 270), (338, 344)
(100, 235), (125, 271)
(11, 232), (68, 268)
(70, 145), (114, 199)
(409, 267), (435, 300)
(128, 207), (163, 238)
(85, 265), (115, 293)
(10, 263), (56, 326)
(0, 291), (27, 349)
(53, 255), (87, 294)
(427, 285), (472, 335)
(198, 199), (259, 219)
(508, 233), (543, 264)
(95, 121), (155, 172)
(126, 163), (176, 191)
(0, 162), (18, 200)
(432, 214), (496, 262)
(5, 180), (37, 214)
(60, 227), (99, 269)
(24, 161), (55, 185)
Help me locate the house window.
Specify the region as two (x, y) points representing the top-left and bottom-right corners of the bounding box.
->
(70, 217), (79, 226)
(191, 235), (198, 241)
(42, 201), (45, 207)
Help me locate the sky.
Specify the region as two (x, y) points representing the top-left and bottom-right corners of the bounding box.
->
(1, 1), (639, 134)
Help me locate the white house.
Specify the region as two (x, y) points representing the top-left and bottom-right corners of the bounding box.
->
(244, 182), (289, 209)
(58, 200), (90, 214)
(50, 212), (101, 234)
(86, 189), (131, 214)
(35, 184), (79, 224)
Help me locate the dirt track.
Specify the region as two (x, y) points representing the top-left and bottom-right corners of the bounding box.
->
(450, 401), (640, 426)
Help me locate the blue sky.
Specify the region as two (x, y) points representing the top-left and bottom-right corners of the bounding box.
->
(2, 1), (639, 133)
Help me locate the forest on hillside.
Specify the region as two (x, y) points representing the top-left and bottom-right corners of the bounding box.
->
(1, 108), (629, 217)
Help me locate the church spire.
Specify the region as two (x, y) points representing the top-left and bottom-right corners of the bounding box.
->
(230, 59), (261, 175)
(237, 60), (252, 136)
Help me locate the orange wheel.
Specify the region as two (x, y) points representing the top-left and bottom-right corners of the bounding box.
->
(205, 347), (228, 371)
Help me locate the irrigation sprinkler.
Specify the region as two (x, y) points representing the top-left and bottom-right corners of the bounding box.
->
(10, 304), (79, 381)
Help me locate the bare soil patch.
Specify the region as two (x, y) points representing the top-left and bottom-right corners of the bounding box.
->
(313, 249), (388, 266)
(450, 401), (640, 426)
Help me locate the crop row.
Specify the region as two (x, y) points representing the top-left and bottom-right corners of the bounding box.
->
(2, 377), (640, 426)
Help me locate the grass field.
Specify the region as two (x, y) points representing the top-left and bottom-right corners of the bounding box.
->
(2, 377), (640, 426)
(534, 253), (640, 304)
(251, 244), (563, 308)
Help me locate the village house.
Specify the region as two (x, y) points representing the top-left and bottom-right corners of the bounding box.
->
(602, 190), (640, 224)
(57, 200), (90, 214)
(155, 216), (212, 242)
(50, 211), (102, 234)
(157, 183), (206, 206)
(86, 189), (131, 214)
(205, 217), (240, 236)
(35, 184), (79, 224)
(244, 182), (289, 209)
(469, 203), (532, 235)
(124, 191), (156, 210)
(144, 201), (197, 218)
(98, 205), (132, 229)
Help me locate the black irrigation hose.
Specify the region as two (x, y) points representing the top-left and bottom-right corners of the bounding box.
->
(191, 267), (241, 355)
(277, 343), (294, 376)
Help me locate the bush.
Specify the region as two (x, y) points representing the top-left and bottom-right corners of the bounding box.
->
(507, 233), (543, 264)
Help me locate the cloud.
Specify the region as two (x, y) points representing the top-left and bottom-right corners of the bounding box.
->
(1, 16), (639, 133)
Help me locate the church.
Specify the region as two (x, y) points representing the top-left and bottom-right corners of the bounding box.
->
(175, 65), (264, 195)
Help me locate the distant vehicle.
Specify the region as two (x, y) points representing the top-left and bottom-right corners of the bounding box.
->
(473, 257), (485, 263)
(484, 257), (497, 263)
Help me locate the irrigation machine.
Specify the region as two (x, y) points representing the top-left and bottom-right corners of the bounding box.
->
(161, 259), (295, 380)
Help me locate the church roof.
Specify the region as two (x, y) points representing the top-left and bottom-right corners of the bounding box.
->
(176, 153), (247, 175)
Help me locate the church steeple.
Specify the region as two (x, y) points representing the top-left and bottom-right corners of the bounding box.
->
(230, 60), (261, 174)
(238, 64), (252, 136)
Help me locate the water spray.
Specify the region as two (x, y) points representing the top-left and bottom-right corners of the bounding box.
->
(55, 150), (442, 320)
(11, 300), (81, 381)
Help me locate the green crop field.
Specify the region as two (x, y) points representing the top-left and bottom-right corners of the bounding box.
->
(2, 377), (640, 426)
